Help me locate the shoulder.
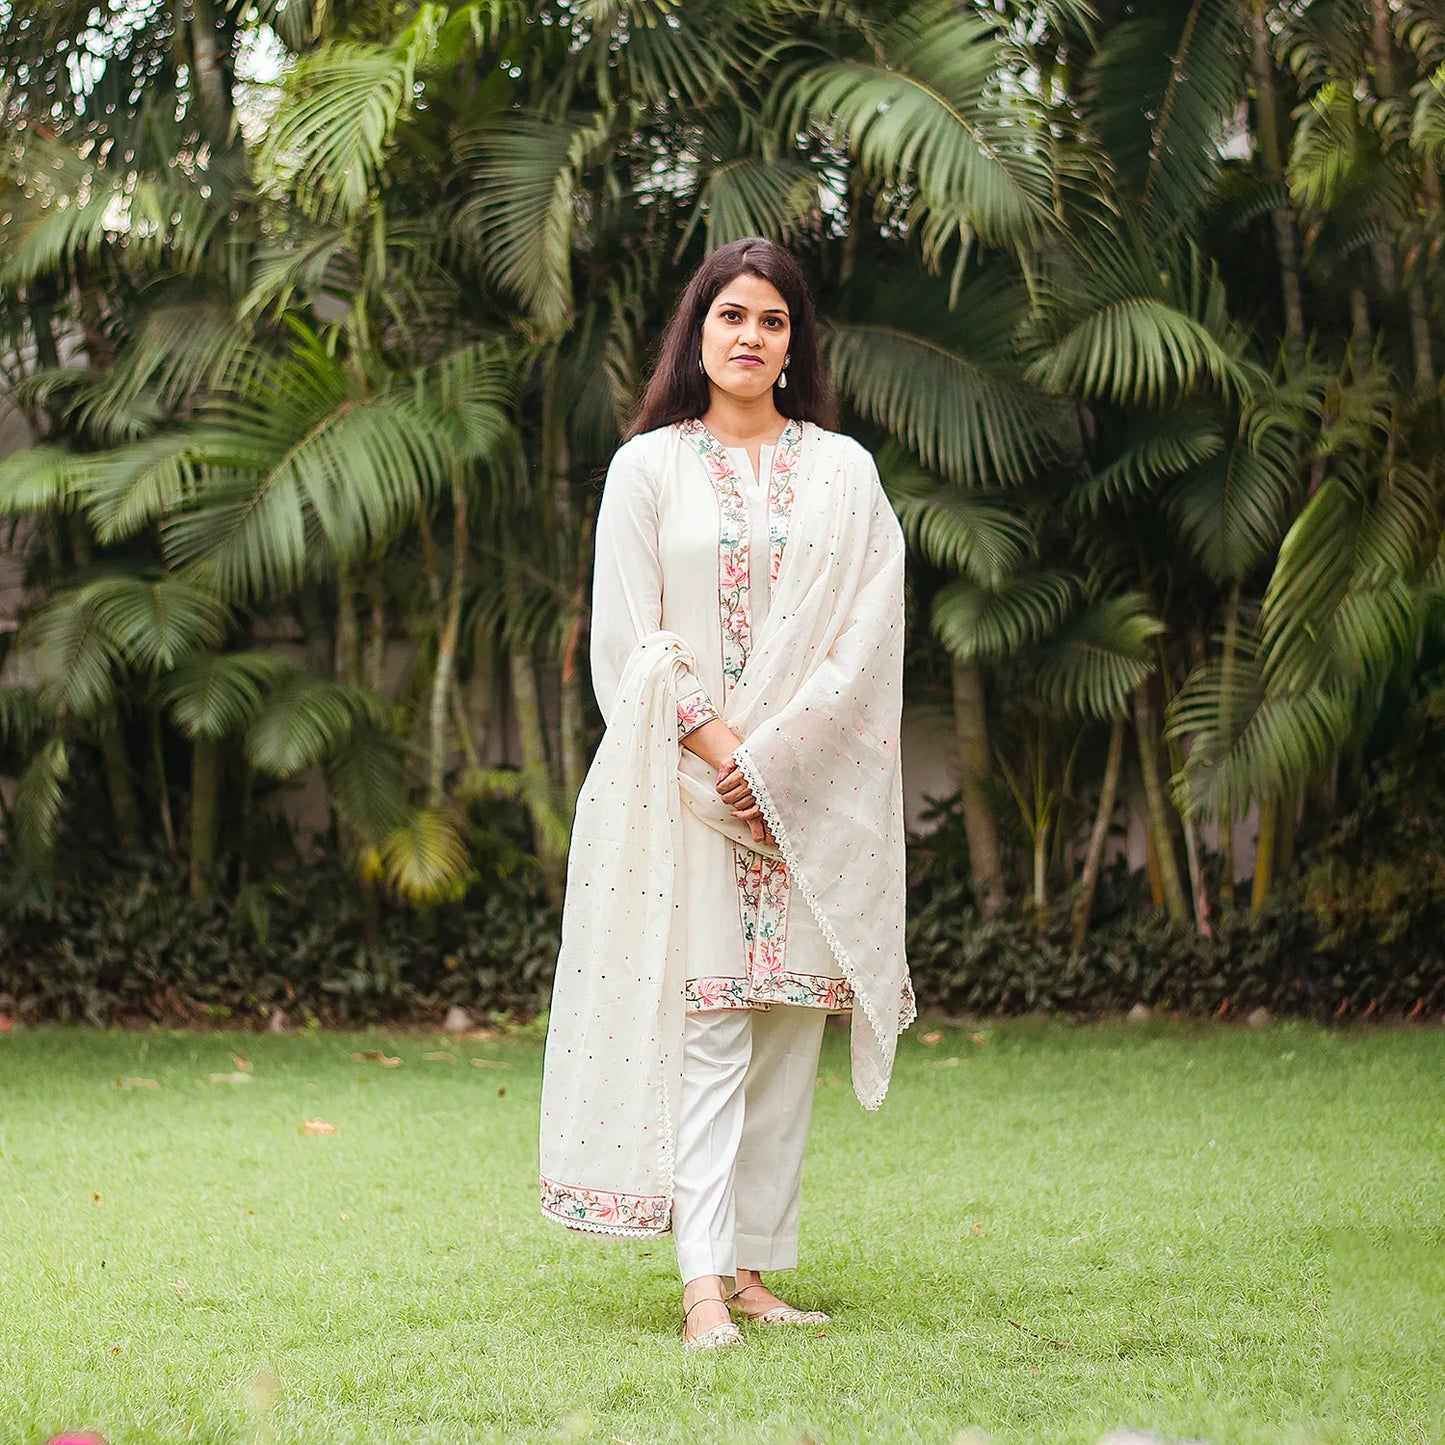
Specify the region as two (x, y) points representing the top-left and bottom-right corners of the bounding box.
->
(603, 426), (683, 498)
(802, 423), (876, 471)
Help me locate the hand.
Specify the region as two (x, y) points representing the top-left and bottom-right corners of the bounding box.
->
(714, 762), (759, 819)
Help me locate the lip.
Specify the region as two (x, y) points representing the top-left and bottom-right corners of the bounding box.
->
(729, 356), (764, 366)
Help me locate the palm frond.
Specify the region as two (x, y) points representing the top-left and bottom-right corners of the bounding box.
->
(1166, 415), (1301, 584)
(684, 156), (821, 252)
(773, 0), (1054, 252)
(258, 11), (446, 221)
(931, 572), (1076, 662)
(1169, 648), (1353, 821)
(826, 318), (1061, 488)
(11, 737), (69, 874)
(0, 685), (45, 747)
(245, 675), (387, 779)
(373, 807), (470, 903)
(450, 113), (609, 339)
(18, 592), (124, 721)
(1072, 407), (1226, 513)
(0, 444), (85, 517)
(1030, 295), (1259, 407)
(1083, 2), (1247, 234)
(159, 651), (296, 740)
(1288, 81), (1361, 210)
(882, 456), (1032, 587)
(325, 720), (414, 840)
(1034, 593), (1164, 721)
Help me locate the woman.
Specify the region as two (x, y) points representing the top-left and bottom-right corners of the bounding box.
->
(539, 238), (914, 1351)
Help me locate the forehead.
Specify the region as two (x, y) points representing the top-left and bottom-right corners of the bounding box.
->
(711, 271), (789, 313)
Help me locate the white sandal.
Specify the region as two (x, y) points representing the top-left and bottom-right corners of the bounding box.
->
(682, 1296), (744, 1351)
(726, 1283), (829, 1327)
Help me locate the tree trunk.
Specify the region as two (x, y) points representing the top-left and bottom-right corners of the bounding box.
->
(188, 0), (235, 146)
(98, 720), (141, 847)
(150, 709), (178, 856)
(543, 352), (588, 802)
(1218, 581), (1241, 912)
(509, 641), (566, 897)
(426, 473), (468, 809)
(1070, 715), (1126, 950)
(1182, 816), (1213, 940)
(189, 738), (220, 902)
(1249, 1), (1306, 356)
(366, 566), (387, 697)
(1251, 794), (1277, 919)
(1134, 683), (1188, 922)
(336, 572), (362, 686)
(951, 658), (1005, 919)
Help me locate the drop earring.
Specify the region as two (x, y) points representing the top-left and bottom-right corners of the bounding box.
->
(777, 358), (790, 390)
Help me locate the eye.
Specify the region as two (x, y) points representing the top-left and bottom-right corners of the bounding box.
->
(763, 317), (785, 328)
(720, 308), (743, 322)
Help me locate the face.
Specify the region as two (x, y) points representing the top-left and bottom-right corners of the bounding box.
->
(699, 271), (792, 403)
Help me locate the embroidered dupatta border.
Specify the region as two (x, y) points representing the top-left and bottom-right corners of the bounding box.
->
(540, 1174), (672, 1236)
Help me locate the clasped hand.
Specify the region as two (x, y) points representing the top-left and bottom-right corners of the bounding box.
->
(682, 719), (775, 847)
(715, 760), (775, 848)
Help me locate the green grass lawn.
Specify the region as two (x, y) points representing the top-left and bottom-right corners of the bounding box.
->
(0, 1019), (1441, 1445)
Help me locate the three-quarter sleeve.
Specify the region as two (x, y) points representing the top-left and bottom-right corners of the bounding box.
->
(590, 438), (717, 738)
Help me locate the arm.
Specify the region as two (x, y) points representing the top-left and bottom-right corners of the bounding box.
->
(590, 440), (720, 743)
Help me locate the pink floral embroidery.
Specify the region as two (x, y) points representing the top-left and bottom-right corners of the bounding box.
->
(769, 423), (801, 583)
(678, 419), (801, 697)
(540, 1175), (670, 1234)
(684, 976), (752, 1010)
(677, 684), (718, 739)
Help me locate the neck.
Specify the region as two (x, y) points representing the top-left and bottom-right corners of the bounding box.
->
(700, 391), (787, 444)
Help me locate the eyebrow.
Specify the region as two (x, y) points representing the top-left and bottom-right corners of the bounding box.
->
(715, 297), (789, 315)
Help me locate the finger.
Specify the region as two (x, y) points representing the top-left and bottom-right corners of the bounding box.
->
(747, 817), (765, 843)
(732, 803), (761, 820)
(717, 780), (753, 805)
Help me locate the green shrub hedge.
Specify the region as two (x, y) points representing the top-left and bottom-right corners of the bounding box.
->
(4, 753), (1443, 1024)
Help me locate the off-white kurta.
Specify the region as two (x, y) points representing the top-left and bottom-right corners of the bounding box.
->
(590, 419), (853, 1014)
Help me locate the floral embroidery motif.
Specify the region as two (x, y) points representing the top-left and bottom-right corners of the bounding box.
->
(676, 683), (718, 739)
(678, 419), (802, 697)
(735, 846), (790, 994)
(540, 1175), (671, 1234)
(768, 422), (801, 584)
(684, 976), (753, 1010)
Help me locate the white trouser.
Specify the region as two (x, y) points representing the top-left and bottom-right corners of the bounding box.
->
(672, 1004), (828, 1284)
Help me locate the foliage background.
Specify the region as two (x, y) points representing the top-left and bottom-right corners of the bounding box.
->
(3, 0), (1445, 1020)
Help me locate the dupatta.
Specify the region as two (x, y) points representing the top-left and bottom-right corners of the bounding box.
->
(539, 424), (913, 1237)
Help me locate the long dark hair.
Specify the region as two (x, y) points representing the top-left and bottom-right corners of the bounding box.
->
(626, 238), (836, 437)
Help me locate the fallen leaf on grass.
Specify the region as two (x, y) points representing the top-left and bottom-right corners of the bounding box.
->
(167, 1279), (195, 1299)
(927, 1057), (968, 1068)
(299, 1119), (337, 1136)
(919, 1031), (943, 1045)
(968, 1032), (989, 1045)
(422, 1051), (456, 1063)
(470, 1058), (511, 1069)
(116, 1077), (159, 1090)
(230, 1052), (252, 1072)
(351, 1051), (402, 1067)
(92, 1193), (102, 1205)
(0, 1013), (12, 1032)
(205, 1072), (253, 1086)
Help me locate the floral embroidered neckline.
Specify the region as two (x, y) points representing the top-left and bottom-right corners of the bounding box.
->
(678, 418), (803, 697)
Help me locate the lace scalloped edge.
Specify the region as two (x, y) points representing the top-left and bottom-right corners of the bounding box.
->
(540, 1203), (674, 1239)
(732, 744), (913, 1112)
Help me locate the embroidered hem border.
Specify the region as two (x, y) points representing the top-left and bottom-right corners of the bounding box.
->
(683, 973), (856, 1012)
(539, 1174), (672, 1236)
